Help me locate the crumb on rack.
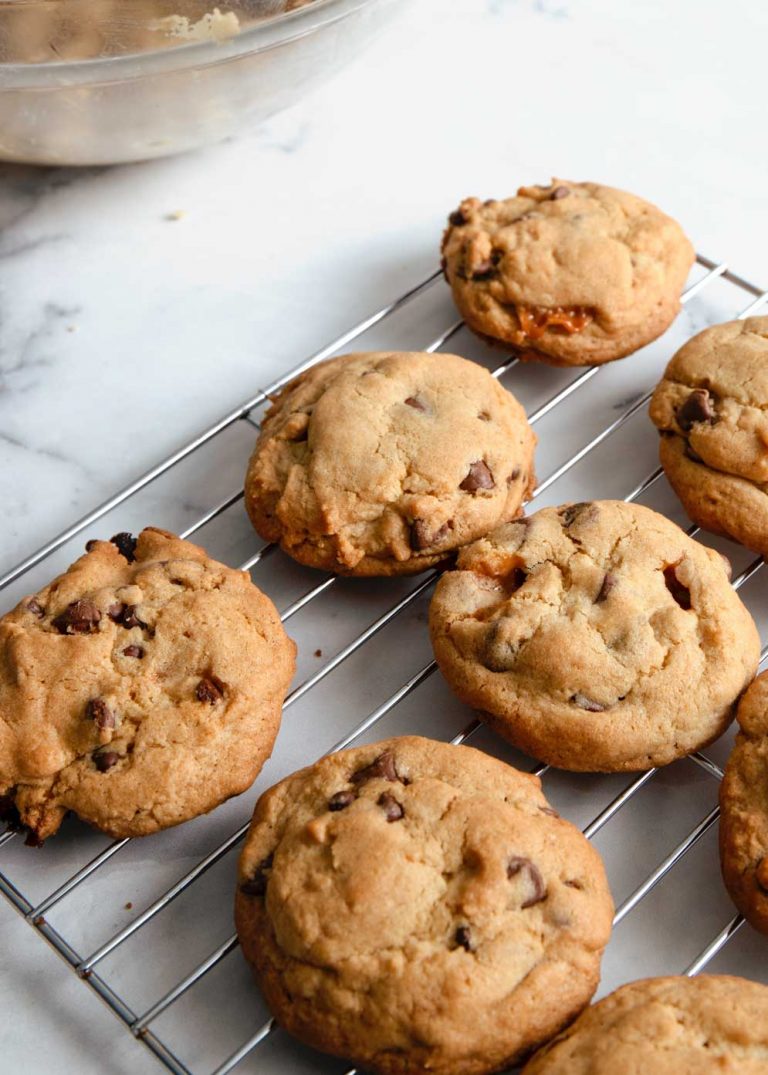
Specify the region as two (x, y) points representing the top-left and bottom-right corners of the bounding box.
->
(314, 649), (322, 658)
(125, 902), (133, 910)
(164, 210), (186, 221)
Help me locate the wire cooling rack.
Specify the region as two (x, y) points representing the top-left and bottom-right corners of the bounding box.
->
(2, 253), (768, 1075)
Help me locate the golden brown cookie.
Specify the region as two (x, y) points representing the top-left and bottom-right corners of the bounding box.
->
(720, 671), (768, 935)
(522, 974), (768, 1073)
(245, 351), (536, 576)
(441, 180), (694, 366)
(650, 317), (768, 555)
(235, 736), (613, 1075)
(429, 501), (759, 772)
(0, 528), (295, 841)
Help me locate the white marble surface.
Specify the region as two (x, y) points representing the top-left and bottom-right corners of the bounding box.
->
(1, 1), (767, 1073)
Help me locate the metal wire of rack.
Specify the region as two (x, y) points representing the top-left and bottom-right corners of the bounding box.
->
(2, 253), (768, 1075)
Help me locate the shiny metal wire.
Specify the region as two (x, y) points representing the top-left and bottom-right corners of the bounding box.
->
(1, 254), (766, 1075)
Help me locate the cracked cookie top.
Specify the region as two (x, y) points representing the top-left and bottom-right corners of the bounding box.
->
(522, 975), (768, 1073)
(650, 317), (768, 555)
(441, 180), (694, 366)
(0, 528), (296, 841)
(429, 501), (759, 772)
(235, 735), (613, 1075)
(244, 351), (536, 576)
(720, 671), (768, 936)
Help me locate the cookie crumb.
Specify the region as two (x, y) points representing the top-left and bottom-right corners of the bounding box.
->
(164, 210), (186, 222)
(124, 902), (133, 910)
(314, 649), (322, 658)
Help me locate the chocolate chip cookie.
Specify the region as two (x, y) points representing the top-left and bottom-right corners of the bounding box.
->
(236, 735), (613, 1075)
(0, 528), (296, 841)
(650, 317), (768, 555)
(720, 670), (768, 935)
(245, 351), (536, 576)
(522, 974), (768, 1073)
(441, 180), (694, 366)
(429, 501), (759, 772)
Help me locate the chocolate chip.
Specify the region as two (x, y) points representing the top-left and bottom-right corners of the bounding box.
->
(85, 539), (99, 552)
(120, 605), (146, 630)
(240, 853), (273, 897)
(0, 792), (21, 828)
(411, 519), (451, 551)
(52, 600), (102, 635)
(328, 790), (355, 812)
(25, 598), (44, 618)
(107, 602), (125, 622)
(595, 573), (616, 603)
(449, 208), (467, 226)
(571, 693), (605, 712)
(122, 645), (144, 658)
(677, 388), (716, 432)
(351, 750), (401, 786)
(559, 502), (592, 527)
(377, 792), (404, 822)
(564, 878), (584, 890)
(551, 186), (570, 200)
(507, 567), (527, 594)
(478, 410), (491, 422)
(0, 796), (40, 845)
(86, 698), (115, 730)
(94, 751), (119, 773)
(404, 396), (426, 411)
(453, 926), (473, 951)
(110, 532), (137, 562)
(482, 621), (518, 673)
(663, 564), (692, 610)
(460, 460), (495, 493)
(507, 856), (548, 907)
(507, 467), (521, 485)
(196, 675), (224, 704)
(472, 260), (496, 281)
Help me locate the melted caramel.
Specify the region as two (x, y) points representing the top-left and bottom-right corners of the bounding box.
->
(516, 305), (593, 339)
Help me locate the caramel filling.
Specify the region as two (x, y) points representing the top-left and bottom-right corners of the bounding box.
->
(516, 305), (593, 339)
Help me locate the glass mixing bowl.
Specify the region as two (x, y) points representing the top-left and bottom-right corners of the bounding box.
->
(0, 0), (403, 165)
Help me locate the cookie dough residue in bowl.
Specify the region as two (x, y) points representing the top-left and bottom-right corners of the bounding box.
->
(0, 0), (317, 63)
(148, 7), (240, 43)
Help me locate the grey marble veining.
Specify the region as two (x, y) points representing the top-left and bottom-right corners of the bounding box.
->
(1, 1), (767, 1072)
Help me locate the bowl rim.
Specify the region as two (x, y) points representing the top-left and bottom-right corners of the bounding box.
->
(0, 0), (385, 86)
